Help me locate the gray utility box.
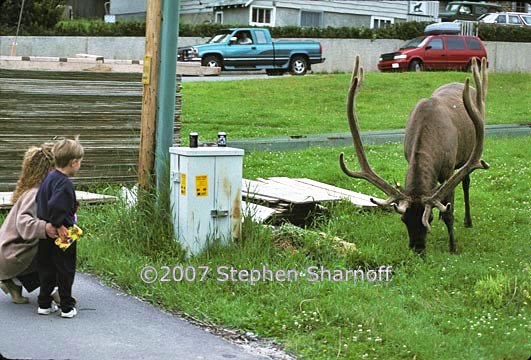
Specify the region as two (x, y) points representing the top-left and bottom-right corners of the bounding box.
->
(169, 147), (244, 256)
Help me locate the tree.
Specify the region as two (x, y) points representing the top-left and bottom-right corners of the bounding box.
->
(0, 0), (66, 34)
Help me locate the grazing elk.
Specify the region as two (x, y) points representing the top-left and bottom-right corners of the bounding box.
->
(339, 56), (489, 253)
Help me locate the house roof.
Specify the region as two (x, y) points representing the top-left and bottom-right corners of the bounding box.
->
(210, 0), (254, 8)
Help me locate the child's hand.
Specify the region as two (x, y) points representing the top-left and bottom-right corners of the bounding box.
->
(45, 223), (58, 238)
(58, 225), (69, 240)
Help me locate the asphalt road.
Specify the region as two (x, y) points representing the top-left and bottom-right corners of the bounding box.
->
(0, 273), (267, 360)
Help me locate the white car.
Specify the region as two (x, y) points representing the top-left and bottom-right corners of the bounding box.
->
(478, 12), (531, 26)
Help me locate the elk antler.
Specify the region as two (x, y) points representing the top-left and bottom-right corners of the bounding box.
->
(423, 57), (490, 220)
(339, 56), (408, 207)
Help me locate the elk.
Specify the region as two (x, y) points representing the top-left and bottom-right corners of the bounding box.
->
(339, 56), (489, 253)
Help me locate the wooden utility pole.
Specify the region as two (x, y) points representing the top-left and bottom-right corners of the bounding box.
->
(138, 0), (162, 191)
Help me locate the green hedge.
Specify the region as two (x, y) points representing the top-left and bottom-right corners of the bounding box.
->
(3, 19), (530, 42)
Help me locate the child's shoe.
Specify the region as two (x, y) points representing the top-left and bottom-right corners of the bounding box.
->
(0, 279), (29, 304)
(37, 302), (58, 315)
(61, 307), (77, 318)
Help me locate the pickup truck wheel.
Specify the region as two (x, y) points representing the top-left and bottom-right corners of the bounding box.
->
(202, 55), (222, 69)
(289, 56), (308, 75)
(408, 60), (423, 72)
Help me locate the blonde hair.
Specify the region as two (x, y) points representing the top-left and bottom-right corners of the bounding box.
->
(53, 137), (84, 168)
(11, 143), (55, 203)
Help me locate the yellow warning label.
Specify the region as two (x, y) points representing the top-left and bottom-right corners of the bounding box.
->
(141, 55), (152, 85)
(195, 175), (208, 197)
(180, 173), (186, 195)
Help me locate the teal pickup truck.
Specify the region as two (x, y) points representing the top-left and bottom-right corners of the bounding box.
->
(178, 28), (325, 75)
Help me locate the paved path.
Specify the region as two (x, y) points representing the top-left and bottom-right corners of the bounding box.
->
(0, 273), (267, 360)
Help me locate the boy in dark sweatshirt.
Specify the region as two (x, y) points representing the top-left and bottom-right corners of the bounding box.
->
(36, 138), (84, 318)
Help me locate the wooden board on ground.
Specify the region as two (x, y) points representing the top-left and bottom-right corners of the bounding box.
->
(241, 177), (382, 225)
(0, 56), (220, 76)
(0, 191), (117, 210)
(242, 177), (379, 208)
(242, 201), (283, 224)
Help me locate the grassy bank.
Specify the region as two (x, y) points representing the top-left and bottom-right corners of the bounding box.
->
(180, 72), (530, 142)
(78, 136), (530, 359)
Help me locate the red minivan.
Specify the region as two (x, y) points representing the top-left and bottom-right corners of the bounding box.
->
(377, 34), (487, 72)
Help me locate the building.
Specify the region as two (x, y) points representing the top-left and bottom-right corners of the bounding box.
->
(110, 0), (440, 26)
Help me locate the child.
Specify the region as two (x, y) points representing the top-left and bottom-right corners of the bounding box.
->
(0, 144), (58, 304)
(36, 137), (84, 318)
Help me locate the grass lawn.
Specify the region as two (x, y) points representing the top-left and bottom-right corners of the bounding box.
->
(77, 134), (530, 359)
(180, 72), (530, 142)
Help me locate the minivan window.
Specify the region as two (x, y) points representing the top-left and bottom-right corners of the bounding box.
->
(466, 38), (482, 50)
(428, 38), (444, 50)
(399, 36), (427, 49)
(446, 37), (466, 50)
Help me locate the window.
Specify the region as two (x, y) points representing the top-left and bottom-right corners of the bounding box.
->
(428, 38), (444, 50)
(301, 11), (322, 27)
(251, 7), (273, 26)
(458, 6), (471, 15)
(371, 16), (393, 29)
(466, 38), (482, 50)
(474, 6), (489, 16)
(446, 37), (466, 50)
(515, 2), (528, 12)
(215, 11), (223, 24)
(509, 15), (523, 25)
(255, 30), (268, 45)
(496, 14), (507, 24)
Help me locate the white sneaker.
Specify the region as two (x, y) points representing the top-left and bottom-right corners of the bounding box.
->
(61, 307), (77, 318)
(37, 302), (58, 315)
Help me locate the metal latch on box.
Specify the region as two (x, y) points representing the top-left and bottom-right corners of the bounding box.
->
(171, 171), (181, 183)
(211, 210), (229, 218)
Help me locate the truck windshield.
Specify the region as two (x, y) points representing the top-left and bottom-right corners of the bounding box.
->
(207, 33), (232, 44)
(400, 36), (428, 49)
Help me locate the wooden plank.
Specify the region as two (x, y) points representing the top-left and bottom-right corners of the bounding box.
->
(294, 178), (380, 207)
(0, 191), (117, 210)
(261, 177), (349, 202)
(241, 201), (282, 223)
(242, 178), (321, 204)
(0, 57), (220, 75)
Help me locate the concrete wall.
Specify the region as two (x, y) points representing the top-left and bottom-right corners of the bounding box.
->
(1, 36), (530, 73)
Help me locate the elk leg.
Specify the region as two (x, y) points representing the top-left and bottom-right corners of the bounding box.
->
(441, 192), (457, 253)
(462, 174), (472, 228)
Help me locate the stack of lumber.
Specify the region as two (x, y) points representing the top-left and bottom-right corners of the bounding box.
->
(0, 68), (181, 191)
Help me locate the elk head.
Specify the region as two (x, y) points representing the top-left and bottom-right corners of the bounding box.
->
(339, 56), (489, 253)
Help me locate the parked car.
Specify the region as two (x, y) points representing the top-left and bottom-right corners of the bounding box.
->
(177, 28), (325, 75)
(377, 30), (487, 72)
(439, 1), (503, 22)
(478, 12), (531, 26)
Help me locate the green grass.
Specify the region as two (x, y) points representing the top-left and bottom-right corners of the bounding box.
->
(77, 136), (530, 359)
(181, 72), (531, 142)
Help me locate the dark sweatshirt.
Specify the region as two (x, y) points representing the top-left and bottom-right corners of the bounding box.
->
(36, 169), (77, 230)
